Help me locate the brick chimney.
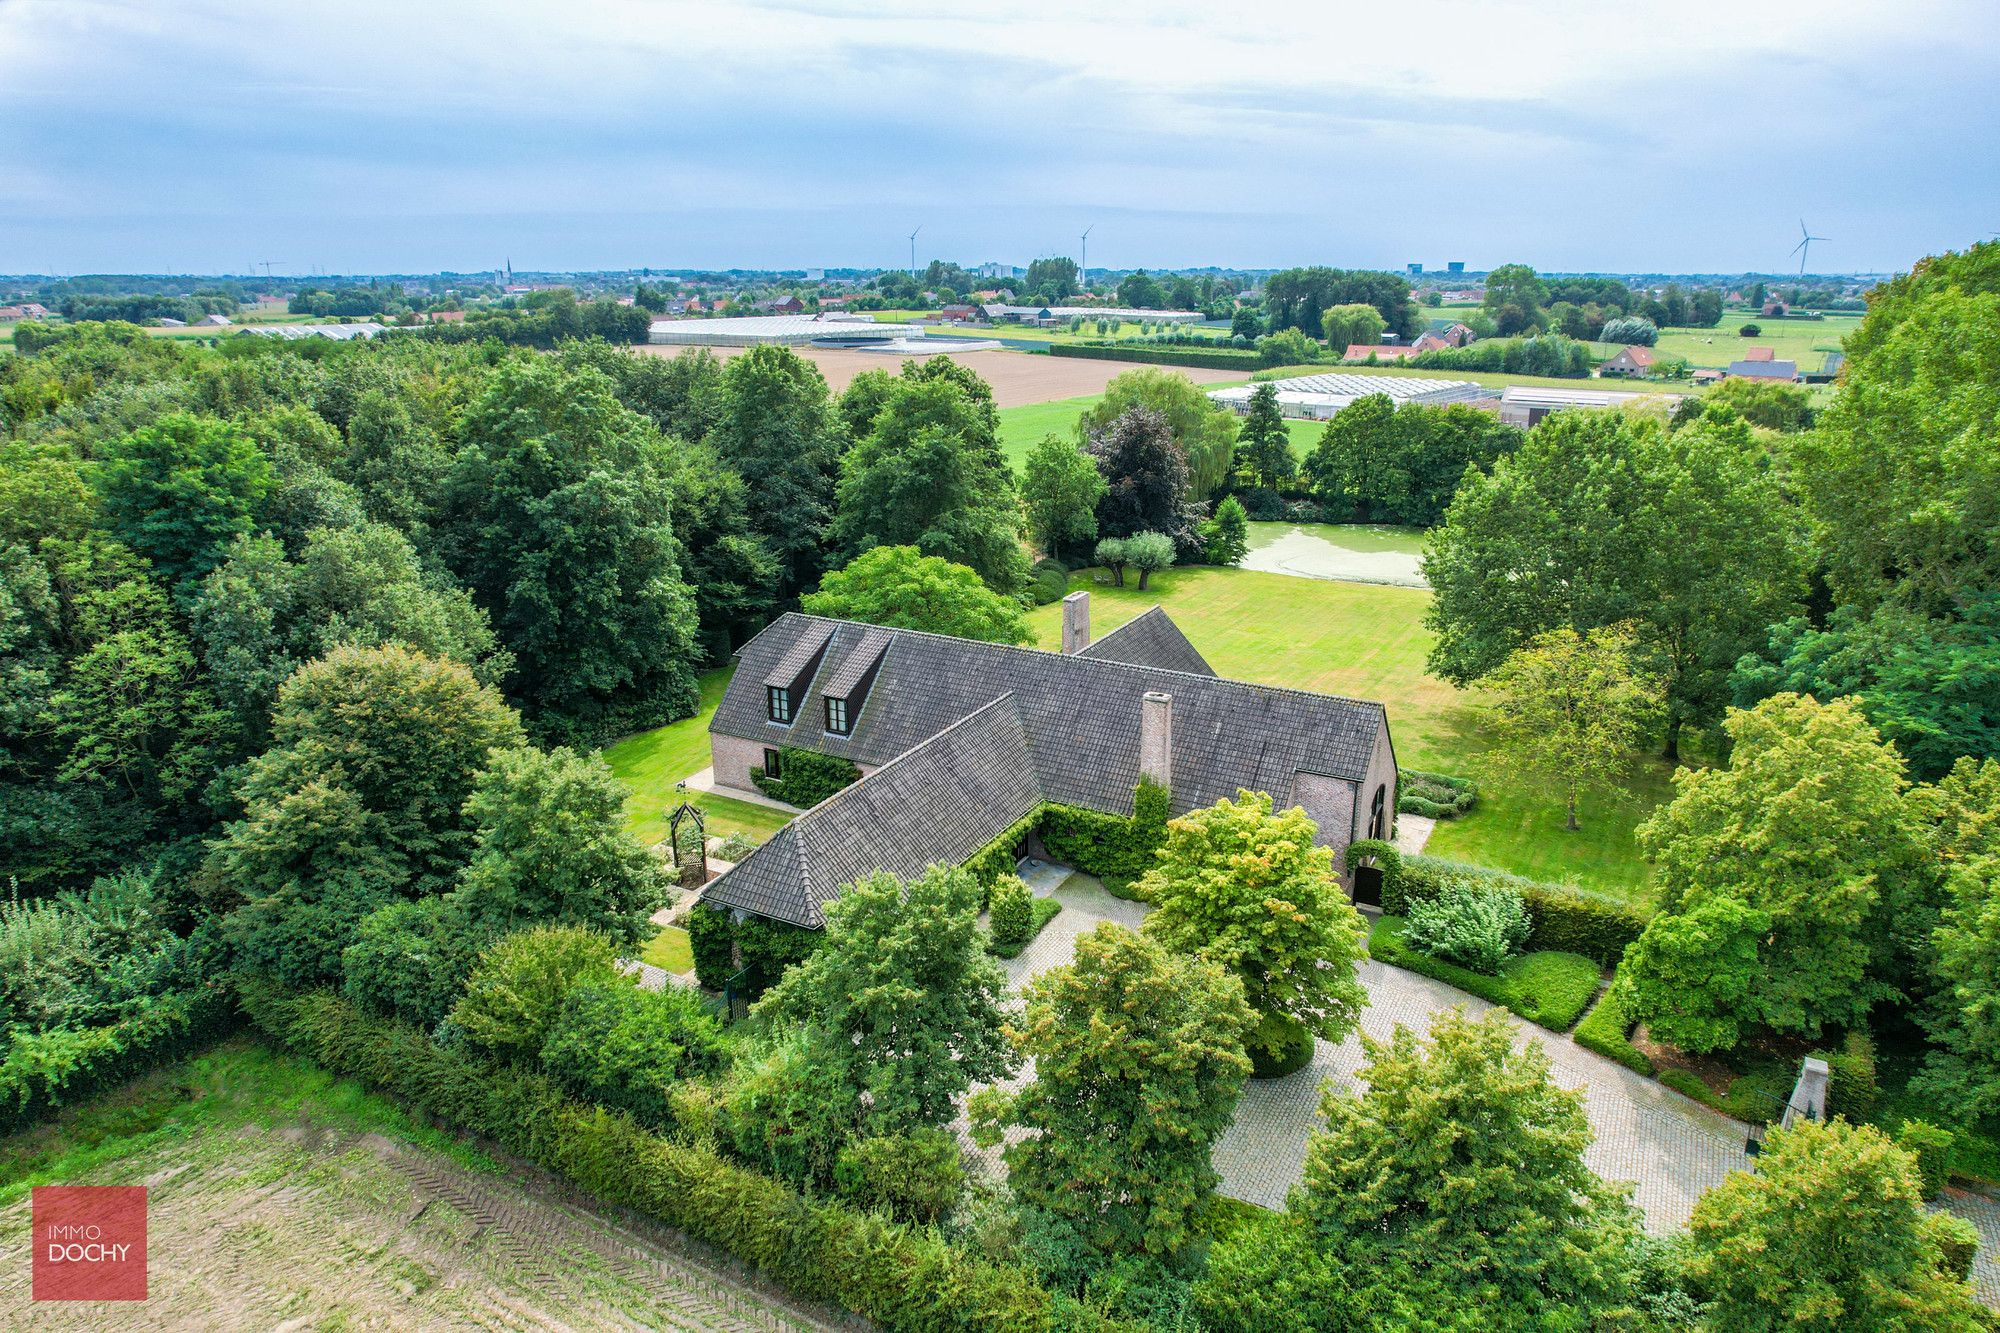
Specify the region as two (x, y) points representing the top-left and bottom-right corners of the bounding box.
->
(1140, 691), (1173, 790)
(1061, 590), (1090, 654)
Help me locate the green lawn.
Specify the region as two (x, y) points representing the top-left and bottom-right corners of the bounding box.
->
(1642, 312), (1861, 371)
(1025, 567), (1666, 901)
(600, 667), (791, 847)
(640, 924), (695, 974)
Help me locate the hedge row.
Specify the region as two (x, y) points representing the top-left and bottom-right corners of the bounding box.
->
(0, 985), (241, 1134)
(1047, 343), (1276, 372)
(1366, 917), (1601, 1033)
(1571, 983), (1655, 1076)
(243, 983), (1136, 1333)
(1385, 854), (1648, 965)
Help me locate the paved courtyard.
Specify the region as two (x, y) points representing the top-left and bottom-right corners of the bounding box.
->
(1001, 866), (1751, 1234)
(981, 865), (2000, 1298)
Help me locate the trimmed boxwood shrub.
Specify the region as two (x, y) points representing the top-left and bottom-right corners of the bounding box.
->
(1388, 854), (1648, 964)
(1898, 1119), (1955, 1199)
(1572, 982), (1655, 1076)
(751, 746), (861, 808)
(1367, 916), (1600, 1032)
(988, 899), (1061, 960)
(240, 983), (1129, 1333)
(1395, 768), (1477, 819)
(987, 875), (1034, 947)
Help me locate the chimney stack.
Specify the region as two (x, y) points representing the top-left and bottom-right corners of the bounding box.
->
(1140, 691), (1173, 791)
(1061, 590), (1090, 654)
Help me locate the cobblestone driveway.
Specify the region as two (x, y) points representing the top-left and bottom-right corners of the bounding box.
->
(1005, 868), (1749, 1234)
(991, 867), (2000, 1300)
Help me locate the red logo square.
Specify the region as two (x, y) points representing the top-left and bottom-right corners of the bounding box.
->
(32, 1186), (147, 1301)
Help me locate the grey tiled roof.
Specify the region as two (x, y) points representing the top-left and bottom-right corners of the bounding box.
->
(818, 626), (891, 698)
(715, 696), (1042, 927)
(1079, 606), (1215, 676)
(764, 621), (832, 687)
(705, 608), (1390, 928)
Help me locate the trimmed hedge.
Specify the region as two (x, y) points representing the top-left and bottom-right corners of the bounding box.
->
(1386, 854), (1648, 965)
(242, 983), (1136, 1333)
(0, 985), (240, 1134)
(1367, 916), (1601, 1032)
(1572, 982), (1656, 1076)
(1048, 342), (1274, 372)
(1396, 768), (1477, 819)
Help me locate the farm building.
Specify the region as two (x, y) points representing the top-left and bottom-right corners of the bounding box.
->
(1208, 373), (1484, 421)
(242, 323), (390, 342)
(646, 314), (923, 347)
(1725, 358), (1800, 382)
(699, 595), (1398, 930)
(1598, 345), (1656, 378)
(1496, 384), (1677, 427)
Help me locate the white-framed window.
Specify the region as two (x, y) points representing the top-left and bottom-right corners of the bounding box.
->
(825, 697), (850, 734)
(767, 685), (791, 723)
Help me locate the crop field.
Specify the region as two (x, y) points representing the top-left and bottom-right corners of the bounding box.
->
(1024, 567), (1667, 901)
(0, 1042), (832, 1331)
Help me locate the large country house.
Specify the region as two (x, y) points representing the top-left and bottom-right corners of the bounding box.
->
(700, 592), (1398, 929)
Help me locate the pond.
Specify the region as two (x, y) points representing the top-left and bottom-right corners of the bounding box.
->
(1241, 522), (1429, 587)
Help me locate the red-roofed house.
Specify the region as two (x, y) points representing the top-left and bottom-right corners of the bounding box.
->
(1599, 345), (1656, 378)
(1743, 346), (1775, 362)
(1343, 344), (1419, 362)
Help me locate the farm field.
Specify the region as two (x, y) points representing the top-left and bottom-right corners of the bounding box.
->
(1024, 567), (1667, 901)
(1637, 312), (1860, 371)
(645, 343), (1240, 408)
(0, 1042), (828, 1331)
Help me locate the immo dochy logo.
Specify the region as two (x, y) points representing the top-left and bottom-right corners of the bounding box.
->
(32, 1186), (147, 1301)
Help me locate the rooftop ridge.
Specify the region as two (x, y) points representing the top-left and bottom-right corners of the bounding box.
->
(756, 610), (1388, 717)
(793, 690), (1028, 820)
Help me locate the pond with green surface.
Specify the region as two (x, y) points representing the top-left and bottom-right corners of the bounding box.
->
(1242, 522), (1428, 587)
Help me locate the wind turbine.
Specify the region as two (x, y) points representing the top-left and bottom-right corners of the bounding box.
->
(908, 224), (922, 278)
(1081, 224), (1094, 295)
(1790, 220), (1829, 277)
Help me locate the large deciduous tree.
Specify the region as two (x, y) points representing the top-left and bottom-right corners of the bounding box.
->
(1318, 302), (1386, 355)
(1685, 1118), (1986, 1332)
(1623, 693), (1928, 1048)
(832, 370), (1028, 594)
(1477, 624), (1659, 831)
(972, 923), (1253, 1261)
(801, 545), (1029, 644)
(1138, 791), (1369, 1065)
(759, 864), (1014, 1135)
(445, 356), (701, 742)
(1077, 368), (1238, 499)
(1196, 1007), (1641, 1333)
(1086, 406), (1197, 552)
(1424, 408), (1801, 759)
(96, 412), (273, 593)
(1915, 758), (2000, 1117)
(711, 344), (846, 598)
(1021, 433), (1106, 563)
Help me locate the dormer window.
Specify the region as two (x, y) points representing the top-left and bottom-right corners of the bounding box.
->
(767, 686), (792, 724)
(825, 697), (850, 735)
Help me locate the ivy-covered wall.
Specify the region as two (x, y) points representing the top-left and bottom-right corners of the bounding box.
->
(751, 746), (860, 808)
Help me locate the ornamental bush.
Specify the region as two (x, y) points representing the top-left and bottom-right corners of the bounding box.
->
(1405, 879), (1529, 974)
(987, 875), (1034, 948)
(1388, 854), (1647, 964)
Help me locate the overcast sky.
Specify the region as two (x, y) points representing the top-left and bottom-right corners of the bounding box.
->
(3, 0), (1996, 277)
